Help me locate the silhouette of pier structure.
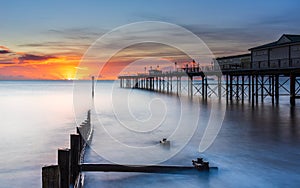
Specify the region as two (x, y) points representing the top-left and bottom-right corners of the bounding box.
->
(119, 34), (300, 106)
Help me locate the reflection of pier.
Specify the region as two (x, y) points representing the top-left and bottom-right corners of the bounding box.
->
(119, 34), (300, 106)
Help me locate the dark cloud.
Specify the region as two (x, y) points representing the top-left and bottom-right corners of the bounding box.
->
(46, 27), (106, 41)
(0, 61), (14, 64)
(18, 54), (55, 63)
(0, 50), (11, 54)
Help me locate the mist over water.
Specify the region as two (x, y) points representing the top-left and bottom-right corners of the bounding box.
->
(0, 81), (75, 187)
(0, 81), (299, 187)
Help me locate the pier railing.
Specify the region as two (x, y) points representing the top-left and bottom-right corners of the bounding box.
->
(42, 110), (92, 188)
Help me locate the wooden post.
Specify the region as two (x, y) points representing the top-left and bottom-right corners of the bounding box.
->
(42, 165), (59, 188)
(290, 74), (296, 106)
(58, 149), (70, 188)
(92, 76), (95, 98)
(70, 134), (80, 185)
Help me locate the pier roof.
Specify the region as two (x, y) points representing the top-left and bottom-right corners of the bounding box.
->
(249, 34), (300, 51)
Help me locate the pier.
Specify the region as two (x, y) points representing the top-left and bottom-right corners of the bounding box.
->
(118, 67), (300, 106)
(119, 34), (300, 106)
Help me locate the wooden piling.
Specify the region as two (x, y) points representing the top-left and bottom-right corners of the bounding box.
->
(92, 76), (95, 98)
(70, 134), (80, 185)
(58, 149), (70, 188)
(42, 165), (59, 188)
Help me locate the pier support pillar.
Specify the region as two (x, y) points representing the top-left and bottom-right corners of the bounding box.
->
(188, 76), (193, 97)
(202, 75), (205, 99)
(275, 75), (279, 104)
(261, 76), (264, 102)
(241, 76), (245, 102)
(290, 74), (296, 106)
(236, 76), (239, 101)
(255, 75), (259, 104)
(229, 75), (233, 101)
(271, 75), (275, 104)
(205, 77), (208, 100)
(226, 75), (229, 102)
(218, 75), (222, 100)
(248, 75), (251, 103)
(252, 75), (255, 107)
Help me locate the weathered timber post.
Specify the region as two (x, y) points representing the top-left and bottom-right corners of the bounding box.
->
(92, 76), (95, 98)
(42, 165), (59, 188)
(58, 149), (70, 188)
(70, 134), (80, 185)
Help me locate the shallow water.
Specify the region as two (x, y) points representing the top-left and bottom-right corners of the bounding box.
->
(84, 81), (300, 188)
(0, 81), (299, 187)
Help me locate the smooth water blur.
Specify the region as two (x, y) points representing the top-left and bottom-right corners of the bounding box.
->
(0, 81), (299, 188)
(0, 81), (76, 187)
(84, 81), (300, 188)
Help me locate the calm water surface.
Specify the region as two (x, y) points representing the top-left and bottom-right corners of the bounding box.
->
(0, 81), (299, 187)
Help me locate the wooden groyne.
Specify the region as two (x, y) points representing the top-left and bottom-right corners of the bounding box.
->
(42, 110), (93, 188)
(80, 163), (217, 174)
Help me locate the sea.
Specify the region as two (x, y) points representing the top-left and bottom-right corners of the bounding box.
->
(0, 80), (299, 188)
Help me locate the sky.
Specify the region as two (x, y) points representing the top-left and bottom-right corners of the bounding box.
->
(1, 0), (300, 80)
